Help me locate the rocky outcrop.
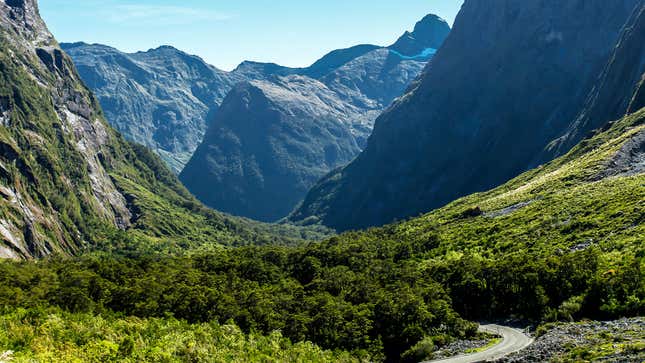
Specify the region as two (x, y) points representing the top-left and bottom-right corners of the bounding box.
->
(180, 14), (450, 221)
(289, 0), (641, 231)
(496, 318), (645, 363)
(594, 128), (645, 180)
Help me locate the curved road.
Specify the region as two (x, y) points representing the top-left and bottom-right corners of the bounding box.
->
(424, 324), (533, 363)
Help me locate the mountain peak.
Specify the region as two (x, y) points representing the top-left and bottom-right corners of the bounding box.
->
(414, 14), (449, 32)
(150, 44), (180, 52)
(389, 13), (450, 56)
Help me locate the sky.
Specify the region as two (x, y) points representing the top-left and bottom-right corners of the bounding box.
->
(39, 0), (464, 71)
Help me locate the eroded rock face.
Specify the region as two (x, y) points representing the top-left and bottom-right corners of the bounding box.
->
(594, 129), (645, 180)
(0, 0), (135, 257)
(289, 0), (641, 232)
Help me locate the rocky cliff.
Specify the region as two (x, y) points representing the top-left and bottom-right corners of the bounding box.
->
(289, 0), (642, 231)
(0, 0), (135, 257)
(545, 2), (645, 158)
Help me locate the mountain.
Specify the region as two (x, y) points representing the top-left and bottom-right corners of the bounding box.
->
(180, 15), (451, 222)
(63, 14), (450, 178)
(180, 77), (365, 222)
(544, 3), (645, 158)
(389, 14), (451, 56)
(289, 0), (642, 231)
(0, 0), (324, 259)
(302, 44), (380, 79)
(60, 43), (244, 173)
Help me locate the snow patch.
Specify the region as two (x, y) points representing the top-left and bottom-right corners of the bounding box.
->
(389, 48), (437, 60)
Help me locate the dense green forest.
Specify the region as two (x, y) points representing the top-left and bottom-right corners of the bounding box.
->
(0, 307), (357, 363)
(1, 109), (644, 362)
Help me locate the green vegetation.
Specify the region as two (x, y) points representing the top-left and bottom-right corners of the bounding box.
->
(0, 248), (476, 361)
(1, 109), (643, 361)
(464, 337), (502, 354)
(0, 308), (357, 363)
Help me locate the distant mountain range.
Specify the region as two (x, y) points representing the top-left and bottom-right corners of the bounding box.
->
(289, 0), (645, 231)
(62, 14), (449, 176)
(178, 14), (450, 222)
(62, 14), (450, 222)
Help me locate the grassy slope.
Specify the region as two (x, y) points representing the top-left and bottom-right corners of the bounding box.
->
(104, 143), (333, 254)
(327, 107), (644, 321)
(395, 107), (644, 260)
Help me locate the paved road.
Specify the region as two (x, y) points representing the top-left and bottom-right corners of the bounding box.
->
(424, 324), (533, 363)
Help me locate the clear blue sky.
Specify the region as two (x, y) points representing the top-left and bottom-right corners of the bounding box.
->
(40, 0), (464, 71)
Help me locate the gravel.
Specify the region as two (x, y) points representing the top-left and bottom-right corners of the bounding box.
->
(432, 336), (499, 359)
(495, 318), (645, 362)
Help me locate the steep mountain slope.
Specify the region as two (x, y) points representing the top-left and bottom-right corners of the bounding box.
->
(180, 77), (365, 222)
(180, 15), (450, 222)
(320, 48), (427, 141)
(0, 0), (322, 259)
(545, 3), (645, 159)
(290, 0), (642, 231)
(60, 43), (243, 172)
(389, 14), (450, 56)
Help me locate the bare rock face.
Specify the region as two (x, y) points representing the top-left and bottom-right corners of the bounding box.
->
(289, 0), (642, 232)
(546, 2), (645, 158)
(390, 14), (451, 56)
